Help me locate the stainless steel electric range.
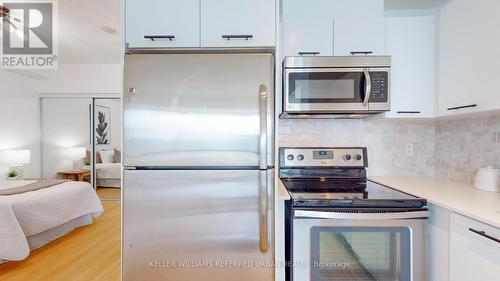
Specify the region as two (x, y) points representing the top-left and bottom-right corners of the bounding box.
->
(280, 147), (429, 281)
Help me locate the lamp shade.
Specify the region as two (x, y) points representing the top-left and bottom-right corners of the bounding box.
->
(65, 147), (86, 159)
(0, 150), (31, 165)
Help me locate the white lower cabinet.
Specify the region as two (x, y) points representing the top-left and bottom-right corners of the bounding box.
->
(428, 206), (500, 281)
(449, 213), (500, 281)
(427, 204), (450, 281)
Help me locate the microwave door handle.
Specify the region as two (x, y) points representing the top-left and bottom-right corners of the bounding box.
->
(363, 68), (371, 107)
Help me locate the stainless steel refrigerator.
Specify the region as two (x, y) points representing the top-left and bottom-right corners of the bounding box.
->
(123, 54), (274, 281)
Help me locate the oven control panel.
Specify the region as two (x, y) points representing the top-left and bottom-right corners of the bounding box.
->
(280, 147), (367, 168)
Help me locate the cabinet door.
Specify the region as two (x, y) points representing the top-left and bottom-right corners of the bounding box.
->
(282, 0), (334, 57)
(427, 204), (450, 281)
(385, 16), (436, 118)
(332, 0), (386, 56)
(438, 0), (500, 116)
(125, 0), (200, 49)
(201, 0), (275, 48)
(333, 17), (386, 56)
(449, 213), (500, 281)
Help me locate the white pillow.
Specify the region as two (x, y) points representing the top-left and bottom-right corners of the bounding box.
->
(99, 150), (115, 163)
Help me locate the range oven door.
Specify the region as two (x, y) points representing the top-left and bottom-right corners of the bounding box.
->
(284, 68), (390, 113)
(292, 210), (429, 281)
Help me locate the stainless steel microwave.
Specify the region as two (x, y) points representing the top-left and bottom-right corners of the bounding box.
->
(283, 56), (391, 118)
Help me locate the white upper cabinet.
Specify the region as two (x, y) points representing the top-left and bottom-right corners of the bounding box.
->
(449, 213), (500, 281)
(125, 0), (200, 49)
(438, 0), (500, 116)
(282, 0), (335, 57)
(333, 17), (386, 56)
(282, 0), (386, 57)
(201, 0), (275, 48)
(385, 15), (436, 118)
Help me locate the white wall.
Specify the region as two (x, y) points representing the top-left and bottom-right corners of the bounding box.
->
(0, 64), (122, 179)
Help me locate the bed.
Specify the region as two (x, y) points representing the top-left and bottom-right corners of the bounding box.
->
(0, 180), (103, 262)
(95, 162), (121, 188)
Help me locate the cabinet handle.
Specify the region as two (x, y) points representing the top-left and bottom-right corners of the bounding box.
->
(397, 111), (421, 114)
(469, 228), (500, 244)
(144, 35), (175, 41)
(447, 104), (477, 111)
(351, 51), (373, 55)
(298, 51), (320, 56)
(222, 34), (253, 40)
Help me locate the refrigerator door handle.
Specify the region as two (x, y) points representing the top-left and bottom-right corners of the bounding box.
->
(259, 84), (268, 170)
(259, 170), (269, 253)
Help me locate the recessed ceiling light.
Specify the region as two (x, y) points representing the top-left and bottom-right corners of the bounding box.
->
(101, 26), (118, 35)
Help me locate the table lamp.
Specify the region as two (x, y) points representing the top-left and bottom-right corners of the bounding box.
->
(0, 149), (31, 180)
(65, 147), (87, 170)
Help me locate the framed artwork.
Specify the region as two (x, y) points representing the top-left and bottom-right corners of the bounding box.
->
(95, 105), (110, 145)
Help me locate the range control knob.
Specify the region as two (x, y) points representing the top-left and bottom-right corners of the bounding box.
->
(287, 154), (294, 161)
(297, 154), (304, 161)
(343, 154), (352, 161)
(354, 154), (363, 161)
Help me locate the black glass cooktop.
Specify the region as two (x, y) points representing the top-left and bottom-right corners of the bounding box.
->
(281, 179), (426, 208)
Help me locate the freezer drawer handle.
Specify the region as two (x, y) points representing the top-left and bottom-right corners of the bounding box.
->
(469, 228), (500, 244)
(294, 210), (431, 220)
(259, 171), (269, 253)
(259, 84), (267, 170)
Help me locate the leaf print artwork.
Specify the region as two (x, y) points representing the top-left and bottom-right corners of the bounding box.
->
(95, 105), (110, 145)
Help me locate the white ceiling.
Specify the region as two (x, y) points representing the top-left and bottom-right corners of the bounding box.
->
(57, 0), (121, 64)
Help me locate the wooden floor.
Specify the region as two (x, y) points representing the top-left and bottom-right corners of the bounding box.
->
(0, 196), (121, 281)
(97, 187), (121, 201)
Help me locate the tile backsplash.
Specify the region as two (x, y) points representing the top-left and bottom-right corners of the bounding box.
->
(279, 118), (436, 176)
(435, 112), (500, 183)
(279, 111), (500, 183)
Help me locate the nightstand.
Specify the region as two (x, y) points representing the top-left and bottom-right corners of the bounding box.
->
(58, 170), (91, 182)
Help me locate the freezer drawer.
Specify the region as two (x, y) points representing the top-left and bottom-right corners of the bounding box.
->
(123, 54), (274, 168)
(123, 169), (274, 281)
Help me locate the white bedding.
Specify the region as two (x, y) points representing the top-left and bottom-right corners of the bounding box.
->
(0, 180), (103, 261)
(95, 163), (121, 188)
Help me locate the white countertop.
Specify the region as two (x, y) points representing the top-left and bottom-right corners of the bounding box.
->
(369, 176), (500, 229)
(276, 179), (291, 200)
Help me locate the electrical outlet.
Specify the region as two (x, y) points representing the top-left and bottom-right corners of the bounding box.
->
(405, 143), (414, 156)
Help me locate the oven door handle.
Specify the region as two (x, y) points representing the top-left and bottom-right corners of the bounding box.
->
(294, 210), (430, 220)
(362, 68), (371, 107)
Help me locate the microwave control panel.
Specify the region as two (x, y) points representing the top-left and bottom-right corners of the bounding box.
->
(370, 71), (388, 102)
